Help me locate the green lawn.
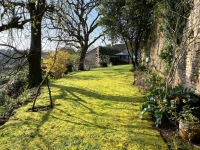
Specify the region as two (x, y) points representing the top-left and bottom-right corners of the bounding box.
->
(0, 65), (168, 150)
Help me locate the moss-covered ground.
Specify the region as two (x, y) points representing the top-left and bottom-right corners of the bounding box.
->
(0, 65), (168, 150)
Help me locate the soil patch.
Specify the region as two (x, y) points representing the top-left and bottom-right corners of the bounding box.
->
(27, 105), (52, 112)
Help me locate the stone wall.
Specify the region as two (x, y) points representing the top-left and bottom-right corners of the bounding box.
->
(85, 45), (125, 68)
(85, 47), (100, 68)
(148, 22), (165, 74)
(173, 0), (200, 95)
(148, 1), (200, 95)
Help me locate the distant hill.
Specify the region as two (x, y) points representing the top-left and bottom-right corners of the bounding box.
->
(0, 49), (27, 65)
(0, 49), (49, 65)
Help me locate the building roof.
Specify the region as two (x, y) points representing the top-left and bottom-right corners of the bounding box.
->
(112, 44), (126, 51)
(86, 44), (127, 56)
(99, 46), (122, 55)
(114, 52), (129, 56)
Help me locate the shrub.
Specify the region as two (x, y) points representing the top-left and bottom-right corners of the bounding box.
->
(145, 73), (164, 88)
(42, 50), (70, 79)
(168, 87), (199, 121)
(141, 86), (199, 127)
(0, 89), (7, 106)
(141, 86), (167, 126)
(99, 62), (107, 67)
(110, 56), (120, 65)
(0, 70), (28, 117)
(68, 53), (80, 70)
(41, 74), (51, 85)
(66, 63), (73, 73)
(6, 71), (28, 98)
(137, 64), (146, 71)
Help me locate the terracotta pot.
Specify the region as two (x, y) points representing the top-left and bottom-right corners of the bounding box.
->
(179, 119), (200, 141)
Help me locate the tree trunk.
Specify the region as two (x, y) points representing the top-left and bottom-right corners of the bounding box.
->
(135, 49), (138, 67)
(78, 47), (87, 71)
(27, 1), (46, 88)
(134, 29), (144, 68)
(134, 39), (139, 67)
(124, 40), (135, 67)
(28, 19), (42, 88)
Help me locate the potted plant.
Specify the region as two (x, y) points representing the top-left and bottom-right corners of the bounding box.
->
(179, 105), (200, 142)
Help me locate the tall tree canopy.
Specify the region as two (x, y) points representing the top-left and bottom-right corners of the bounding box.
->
(99, 0), (154, 68)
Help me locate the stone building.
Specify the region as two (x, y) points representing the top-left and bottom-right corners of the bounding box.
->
(84, 44), (126, 68)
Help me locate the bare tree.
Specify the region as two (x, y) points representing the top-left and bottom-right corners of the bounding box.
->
(0, 1), (66, 113)
(0, 0), (30, 32)
(0, 0), (55, 88)
(52, 0), (102, 70)
(0, 1), (29, 84)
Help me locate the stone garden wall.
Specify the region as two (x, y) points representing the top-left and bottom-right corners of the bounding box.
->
(148, 0), (200, 95)
(148, 23), (165, 74)
(173, 0), (200, 95)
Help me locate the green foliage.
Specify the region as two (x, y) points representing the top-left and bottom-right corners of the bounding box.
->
(6, 70), (28, 99)
(141, 86), (167, 126)
(137, 64), (146, 71)
(180, 105), (199, 122)
(168, 87), (199, 121)
(159, 39), (173, 64)
(68, 53), (80, 67)
(157, 0), (193, 44)
(0, 71), (29, 120)
(0, 89), (8, 106)
(145, 72), (164, 88)
(0, 71), (28, 103)
(99, 62), (107, 67)
(59, 47), (80, 70)
(42, 74), (52, 84)
(141, 86), (199, 127)
(98, 0), (154, 66)
(109, 56), (120, 65)
(0, 106), (5, 114)
(172, 134), (195, 150)
(99, 54), (109, 67)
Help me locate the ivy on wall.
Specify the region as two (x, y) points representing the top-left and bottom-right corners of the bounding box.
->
(156, 0), (193, 72)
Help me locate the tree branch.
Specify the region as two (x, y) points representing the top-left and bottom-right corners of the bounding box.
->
(0, 17), (30, 32)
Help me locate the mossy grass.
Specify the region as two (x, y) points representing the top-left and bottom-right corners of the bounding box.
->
(0, 65), (168, 149)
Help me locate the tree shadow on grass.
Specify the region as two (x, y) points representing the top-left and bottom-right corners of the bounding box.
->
(50, 84), (144, 104)
(0, 93), (162, 149)
(32, 83), (151, 130)
(67, 74), (103, 81)
(0, 68), (166, 149)
(67, 71), (129, 81)
(47, 107), (159, 138)
(43, 84), (156, 131)
(23, 79), (145, 133)
(43, 83), (145, 122)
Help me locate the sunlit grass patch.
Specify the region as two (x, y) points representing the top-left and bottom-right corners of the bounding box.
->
(0, 65), (168, 150)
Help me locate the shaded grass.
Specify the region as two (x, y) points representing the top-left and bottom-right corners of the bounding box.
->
(0, 65), (168, 149)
